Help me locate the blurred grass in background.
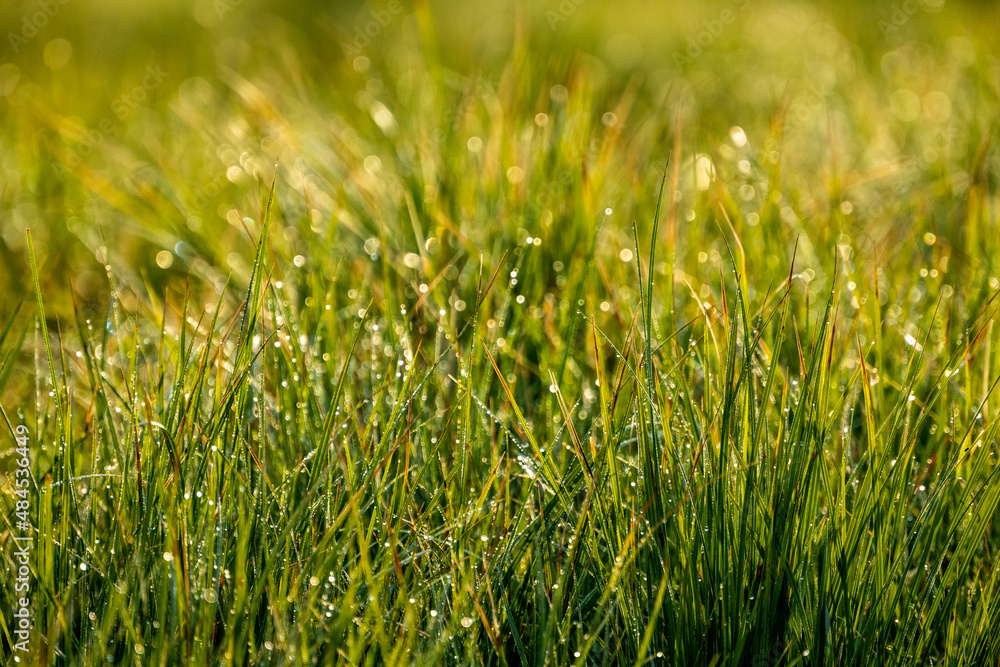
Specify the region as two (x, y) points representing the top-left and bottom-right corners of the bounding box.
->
(1, 0), (998, 313)
(3, 0), (1000, 664)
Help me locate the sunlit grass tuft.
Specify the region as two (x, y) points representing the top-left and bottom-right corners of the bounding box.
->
(3, 1), (1000, 665)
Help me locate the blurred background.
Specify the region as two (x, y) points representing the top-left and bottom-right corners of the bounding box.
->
(1, 0), (998, 321)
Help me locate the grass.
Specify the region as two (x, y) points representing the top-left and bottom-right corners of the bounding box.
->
(2, 0), (1000, 664)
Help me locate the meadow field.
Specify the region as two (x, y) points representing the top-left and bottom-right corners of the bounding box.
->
(2, 0), (1000, 664)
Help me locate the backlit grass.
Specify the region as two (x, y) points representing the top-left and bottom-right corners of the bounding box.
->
(2, 0), (1000, 664)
